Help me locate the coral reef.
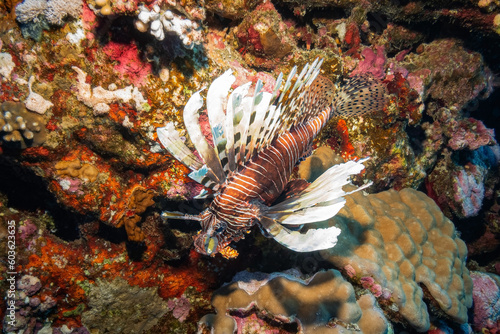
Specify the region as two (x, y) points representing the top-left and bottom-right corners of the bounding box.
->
(55, 159), (99, 183)
(116, 186), (156, 241)
(298, 146), (344, 182)
(0, 0), (500, 331)
(135, 5), (203, 49)
(200, 269), (392, 334)
(15, 0), (82, 25)
(3, 275), (59, 333)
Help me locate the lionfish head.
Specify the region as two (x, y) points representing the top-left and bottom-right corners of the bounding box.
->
(192, 209), (229, 256)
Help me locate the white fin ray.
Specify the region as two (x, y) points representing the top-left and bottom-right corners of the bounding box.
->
(207, 70), (235, 176)
(226, 83), (252, 172)
(264, 159), (369, 225)
(270, 72), (283, 104)
(156, 123), (203, 170)
(245, 91), (273, 161)
(273, 224), (342, 252)
(183, 90), (225, 185)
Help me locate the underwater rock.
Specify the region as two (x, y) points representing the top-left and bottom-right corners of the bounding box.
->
(470, 271), (500, 332)
(401, 39), (492, 110)
(234, 2), (295, 65)
(81, 277), (169, 334)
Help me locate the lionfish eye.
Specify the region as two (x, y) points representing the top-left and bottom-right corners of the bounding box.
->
(203, 235), (218, 255)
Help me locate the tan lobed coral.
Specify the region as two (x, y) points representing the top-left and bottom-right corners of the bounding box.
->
(1, 101), (47, 148)
(321, 188), (473, 332)
(116, 186), (156, 241)
(199, 269), (392, 334)
(54, 159), (99, 183)
(298, 146), (344, 182)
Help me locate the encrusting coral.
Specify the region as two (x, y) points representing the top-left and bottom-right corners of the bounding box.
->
(116, 186), (156, 242)
(199, 269), (392, 334)
(54, 159), (99, 183)
(0, 101), (47, 148)
(321, 188), (473, 332)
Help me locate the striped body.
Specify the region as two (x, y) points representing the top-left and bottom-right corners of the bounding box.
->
(194, 78), (335, 254)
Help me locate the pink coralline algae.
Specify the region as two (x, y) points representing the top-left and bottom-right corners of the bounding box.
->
(19, 219), (37, 241)
(167, 296), (191, 322)
(470, 271), (500, 332)
(351, 46), (387, 79)
(102, 41), (152, 87)
(447, 118), (496, 151)
(360, 276), (383, 298)
(3, 275), (59, 333)
(452, 163), (487, 218)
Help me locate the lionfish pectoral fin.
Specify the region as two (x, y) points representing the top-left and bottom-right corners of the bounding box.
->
(271, 224), (342, 252)
(156, 123), (204, 171)
(261, 209), (342, 252)
(281, 179), (310, 200)
(265, 159), (371, 226)
(258, 216), (285, 238)
(193, 189), (210, 199)
(161, 211), (202, 222)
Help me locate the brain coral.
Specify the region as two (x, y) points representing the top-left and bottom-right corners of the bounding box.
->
(321, 188), (473, 332)
(200, 269), (392, 334)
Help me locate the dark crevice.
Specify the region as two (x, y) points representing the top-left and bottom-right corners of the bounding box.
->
(0, 154), (90, 241)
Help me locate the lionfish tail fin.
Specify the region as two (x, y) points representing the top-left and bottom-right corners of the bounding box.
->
(332, 74), (387, 117)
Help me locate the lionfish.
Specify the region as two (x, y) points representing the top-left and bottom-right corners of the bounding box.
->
(157, 59), (386, 258)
